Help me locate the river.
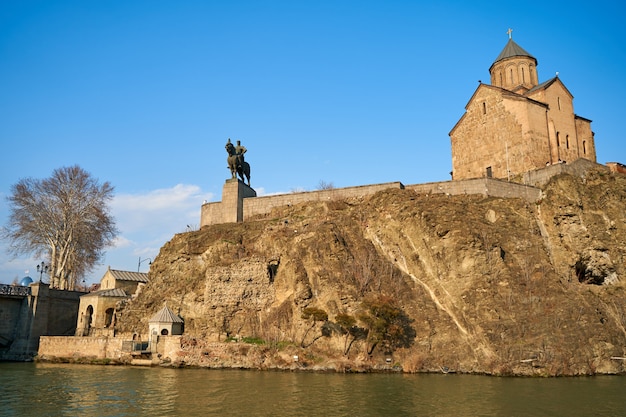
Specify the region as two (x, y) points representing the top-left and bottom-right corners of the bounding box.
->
(1, 362), (624, 416)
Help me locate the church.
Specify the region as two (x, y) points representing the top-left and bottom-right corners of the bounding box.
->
(449, 32), (597, 181)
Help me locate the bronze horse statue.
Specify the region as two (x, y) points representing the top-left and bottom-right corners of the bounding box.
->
(226, 141), (251, 186)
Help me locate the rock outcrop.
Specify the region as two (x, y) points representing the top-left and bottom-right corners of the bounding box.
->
(116, 169), (626, 375)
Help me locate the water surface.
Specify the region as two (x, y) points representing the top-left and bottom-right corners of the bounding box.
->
(1, 362), (624, 416)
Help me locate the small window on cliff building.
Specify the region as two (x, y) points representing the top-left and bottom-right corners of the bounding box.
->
(556, 132), (560, 147)
(558, 97), (561, 110)
(583, 141), (587, 154)
(566, 135), (569, 149)
(486, 166), (492, 178)
(482, 102), (486, 114)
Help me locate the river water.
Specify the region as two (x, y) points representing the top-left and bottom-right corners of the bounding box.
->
(1, 362), (624, 416)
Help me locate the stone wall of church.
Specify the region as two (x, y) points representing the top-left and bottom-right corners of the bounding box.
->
(451, 87), (551, 180)
(490, 56), (538, 91)
(530, 82), (581, 164)
(575, 117), (596, 162)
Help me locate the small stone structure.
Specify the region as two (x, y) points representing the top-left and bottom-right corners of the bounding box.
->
(149, 306), (183, 339)
(76, 267), (149, 337)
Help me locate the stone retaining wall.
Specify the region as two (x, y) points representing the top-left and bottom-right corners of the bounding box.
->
(201, 159), (609, 227)
(406, 178), (541, 202)
(38, 335), (183, 363)
(39, 336), (126, 360)
(243, 182), (404, 219)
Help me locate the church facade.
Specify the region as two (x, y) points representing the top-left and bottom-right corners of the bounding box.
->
(449, 36), (596, 181)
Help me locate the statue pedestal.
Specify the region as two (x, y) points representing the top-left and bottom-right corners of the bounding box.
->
(222, 179), (256, 223)
(200, 179), (256, 226)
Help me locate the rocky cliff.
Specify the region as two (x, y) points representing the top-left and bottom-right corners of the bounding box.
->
(117, 168), (626, 375)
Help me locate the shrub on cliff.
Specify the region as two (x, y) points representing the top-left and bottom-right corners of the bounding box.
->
(358, 295), (416, 355)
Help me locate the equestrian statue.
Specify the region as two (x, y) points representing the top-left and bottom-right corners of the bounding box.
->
(225, 138), (251, 186)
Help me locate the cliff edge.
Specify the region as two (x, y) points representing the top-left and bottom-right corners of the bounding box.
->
(116, 168), (626, 375)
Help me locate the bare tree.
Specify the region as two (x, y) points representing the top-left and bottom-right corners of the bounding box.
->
(316, 180), (334, 190)
(2, 165), (118, 290)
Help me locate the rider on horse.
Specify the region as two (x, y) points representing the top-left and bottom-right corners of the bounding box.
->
(225, 138), (251, 185)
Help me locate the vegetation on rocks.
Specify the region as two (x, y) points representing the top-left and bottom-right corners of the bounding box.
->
(116, 169), (626, 376)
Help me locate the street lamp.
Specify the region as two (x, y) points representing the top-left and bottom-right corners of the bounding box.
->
(138, 257), (152, 272)
(36, 261), (49, 283)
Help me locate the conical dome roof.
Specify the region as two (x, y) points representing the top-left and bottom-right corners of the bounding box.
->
(493, 38), (536, 64)
(149, 306), (184, 323)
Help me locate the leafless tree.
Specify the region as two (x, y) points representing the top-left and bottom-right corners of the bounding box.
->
(316, 180), (334, 190)
(2, 165), (118, 290)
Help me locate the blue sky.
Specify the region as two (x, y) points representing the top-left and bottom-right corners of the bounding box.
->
(1, 1), (624, 284)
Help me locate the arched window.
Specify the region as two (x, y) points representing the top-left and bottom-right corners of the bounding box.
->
(558, 97), (561, 110)
(583, 141), (587, 154)
(521, 66), (525, 83)
(510, 69), (514, 84)
(556, 132), (560, 147)
(566, 135), (569, 149)
(499, 72), (503, 86)
(83, 305), (94, 336)
(482, 102), (486, 115)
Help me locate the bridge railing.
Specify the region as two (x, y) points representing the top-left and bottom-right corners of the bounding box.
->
(0, 284), (31, 297)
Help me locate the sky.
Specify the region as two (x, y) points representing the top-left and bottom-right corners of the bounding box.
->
(1, 0), (624, 285)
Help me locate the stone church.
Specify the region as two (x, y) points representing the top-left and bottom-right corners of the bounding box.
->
(449, 34), (597, 181)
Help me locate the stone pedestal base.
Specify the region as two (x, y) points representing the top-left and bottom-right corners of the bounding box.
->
(200, 179), (256, 226)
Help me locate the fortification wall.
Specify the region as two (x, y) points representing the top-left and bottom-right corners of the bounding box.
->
(200, 160), (610, 227)
(523, 159), (607, 187)
(243, 182), (404, 219)
(406, 178), (541, 203)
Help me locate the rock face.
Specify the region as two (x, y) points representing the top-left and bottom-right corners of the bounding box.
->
(117, 169), (626, 375)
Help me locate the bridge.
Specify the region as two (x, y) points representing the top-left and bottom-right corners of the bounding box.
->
(0, 282), (85, 361)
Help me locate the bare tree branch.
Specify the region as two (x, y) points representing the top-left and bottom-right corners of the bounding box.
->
(2, 165), (118, 289)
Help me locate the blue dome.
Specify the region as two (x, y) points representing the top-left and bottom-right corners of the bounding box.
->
(20, 276), (33, 286)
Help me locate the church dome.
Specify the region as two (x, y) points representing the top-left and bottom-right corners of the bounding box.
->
(491, 38), (536, 66)
(20, 276), (33, 286)
(489, 37), (539, 92)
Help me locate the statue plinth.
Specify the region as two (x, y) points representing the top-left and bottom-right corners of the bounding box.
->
(200, 179), (256, 227)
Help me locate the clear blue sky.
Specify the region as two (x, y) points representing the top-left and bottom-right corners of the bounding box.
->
(1, 1), (624, 284)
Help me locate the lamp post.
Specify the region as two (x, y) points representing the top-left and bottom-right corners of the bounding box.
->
(138, 257), (152, 272)
(36, 261), (49, 283)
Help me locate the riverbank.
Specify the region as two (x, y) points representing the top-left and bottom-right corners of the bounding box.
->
(36, 337), (626, 377)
